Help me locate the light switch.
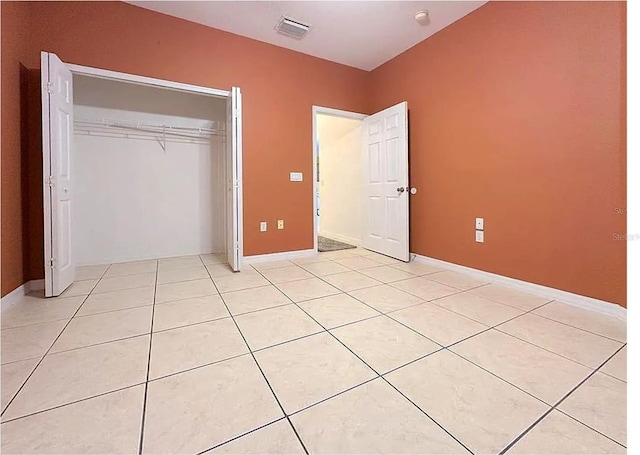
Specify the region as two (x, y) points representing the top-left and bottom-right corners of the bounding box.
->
(475, 217), (484, 230)
(260, 222), (267, 232)
(277, 220), (284, 230)
(290, 172), (303, 182)
(475, 230), (484, 243)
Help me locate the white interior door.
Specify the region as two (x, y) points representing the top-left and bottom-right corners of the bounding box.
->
(226, 87), (243, 271)
(42, 52), (75, 296)
(362, 101), (409, 261)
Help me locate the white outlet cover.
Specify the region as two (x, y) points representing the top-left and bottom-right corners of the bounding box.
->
(260, 221), (267, 232)
(475, 230), (484, 243)
(475, 217), (484, 230)
(290, 172), (303, 182)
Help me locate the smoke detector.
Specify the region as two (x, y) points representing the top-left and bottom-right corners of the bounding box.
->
(414, 10), (430, 26)
(275, 15), (312, 40)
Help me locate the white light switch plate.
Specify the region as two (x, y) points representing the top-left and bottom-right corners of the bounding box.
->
(475, 230), (484, 243)
(475, 217), (484, 230)
(290, 172), (303, 182)
(260, 222), (267, 232)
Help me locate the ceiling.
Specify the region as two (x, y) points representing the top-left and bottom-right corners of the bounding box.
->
(128, 1), (487, 71)
(317, 114), (362, 144)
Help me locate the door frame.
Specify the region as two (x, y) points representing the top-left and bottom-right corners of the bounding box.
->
(66, 63), (230, 98)
(44, 56), (242, 282)
(311, 106), (367, 252)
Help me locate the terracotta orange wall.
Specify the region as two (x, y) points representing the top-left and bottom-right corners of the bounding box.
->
(1, 1), (31, 296)
(370, 2), (626, 306)
(0, 1), (370, 294)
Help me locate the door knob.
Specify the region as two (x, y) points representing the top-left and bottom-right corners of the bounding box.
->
(396, 187), (405, 193)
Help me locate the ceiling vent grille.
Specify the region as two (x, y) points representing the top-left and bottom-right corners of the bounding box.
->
(275, 15), (311, 40)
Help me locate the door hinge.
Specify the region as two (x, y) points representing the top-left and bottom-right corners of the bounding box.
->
(47, 175), (55, 187)
(46, 82), (53, 94)
(233, 109), (239, 119)
(49, 258), (55, 269)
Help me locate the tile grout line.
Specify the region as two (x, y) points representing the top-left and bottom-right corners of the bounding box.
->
(0, 264), (113, 419)
(196, 417), (289, 455)
(302, 263), (479, 348)
(199, 256), (310, 455)
(0, 380), (147, 424)
(491, 325), (625, 371)
(498, 342), (628, 454)
(1, 353), (257, 425)
(137, 260), (159, 455)
(516, 310), (627, 344)
(553, 407), (627, 448)
(250, 266), (475, 455)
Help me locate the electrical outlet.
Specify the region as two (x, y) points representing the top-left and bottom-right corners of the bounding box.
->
(475, 217), (484, 230)
(277, 220), (284, 230)
(260, 221), (267, 232)
(475, 230), (484, 243)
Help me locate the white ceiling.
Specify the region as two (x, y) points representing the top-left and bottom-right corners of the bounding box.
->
(128, 1), (487, 71)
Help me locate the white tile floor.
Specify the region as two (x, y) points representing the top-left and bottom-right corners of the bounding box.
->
(0, 248), (627, 454)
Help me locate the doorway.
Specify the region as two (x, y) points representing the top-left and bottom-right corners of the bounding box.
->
(312, 102), (411, 260)
(313, 108), (366, 251)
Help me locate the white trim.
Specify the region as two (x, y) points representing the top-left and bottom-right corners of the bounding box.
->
(411, 253), (627, 321)
(319, 230), (362, 247)
(243, 249), (316, 265)
(312, 105), (367, 253)
(1, 283), (29, 310)
(1, 280), (47, 311)
(66, 63), (230, 98)
(41, 52), (53, 297)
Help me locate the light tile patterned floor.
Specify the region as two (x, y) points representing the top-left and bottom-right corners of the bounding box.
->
(0, 249), (627, 454)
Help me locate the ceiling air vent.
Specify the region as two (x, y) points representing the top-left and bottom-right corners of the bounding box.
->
(275, 15), (311, 40)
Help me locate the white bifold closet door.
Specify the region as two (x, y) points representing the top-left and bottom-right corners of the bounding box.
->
(362, 101), (410, 262)
(226, 87), (243, 271)
(42, 51), (75, 296)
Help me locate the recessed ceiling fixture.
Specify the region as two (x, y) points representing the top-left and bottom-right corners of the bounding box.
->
(414, 10), (430, 26)
(275, 15), (312, 40)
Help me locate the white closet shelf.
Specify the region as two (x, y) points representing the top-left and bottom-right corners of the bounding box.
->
(74, 116), (225, 150)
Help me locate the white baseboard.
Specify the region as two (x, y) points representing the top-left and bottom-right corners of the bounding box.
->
(1, 279), (46, 311)
(243, 249), (317, 265)
(1, 283), (28, 310)
(411, 253), (626, 321)
(319, 231), (361, 247)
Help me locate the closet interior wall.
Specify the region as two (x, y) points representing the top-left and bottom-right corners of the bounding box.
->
(72, 75), (227, 266)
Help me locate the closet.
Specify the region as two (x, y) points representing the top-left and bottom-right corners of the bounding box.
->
(73, 75), (227, 266)
(41, 52), (243, 297)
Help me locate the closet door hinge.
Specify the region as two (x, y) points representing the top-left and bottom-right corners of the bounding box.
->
(46, 82), (53, 94)
(49, 258), (55, 269)
(233, 109), (239, 119)
(47, 176), (55, 187)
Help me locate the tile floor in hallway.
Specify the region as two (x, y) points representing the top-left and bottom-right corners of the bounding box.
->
(0, 248), (627, 454)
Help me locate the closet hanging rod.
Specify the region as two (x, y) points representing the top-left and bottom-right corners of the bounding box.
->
(74, 129), (214, 145)
(74, 122), (224, 141)
(74, 116), (226, 136)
